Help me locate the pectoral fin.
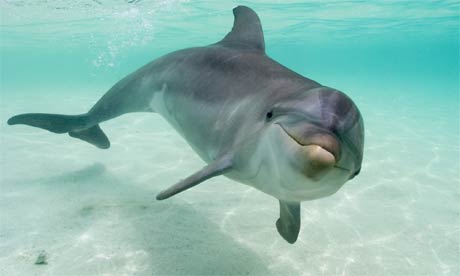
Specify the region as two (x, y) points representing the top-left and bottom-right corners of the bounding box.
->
(156, 154), (233, 200)
(276, 200), (301, 244)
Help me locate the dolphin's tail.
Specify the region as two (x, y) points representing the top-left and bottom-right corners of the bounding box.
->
(7, 113), (110, 149)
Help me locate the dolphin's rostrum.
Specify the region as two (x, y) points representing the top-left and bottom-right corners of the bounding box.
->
(7, 6), (364, 244)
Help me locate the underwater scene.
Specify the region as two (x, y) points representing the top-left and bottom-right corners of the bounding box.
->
(1, 1), (459, 275)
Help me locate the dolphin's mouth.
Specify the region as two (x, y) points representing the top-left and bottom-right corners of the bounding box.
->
(276, 123), (353, 177)
(276, 123), (340, 160)
(333, 165), (351, 173)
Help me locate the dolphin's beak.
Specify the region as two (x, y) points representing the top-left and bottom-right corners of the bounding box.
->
(300, 144), (336, 179)
(276, 123), (340, 179)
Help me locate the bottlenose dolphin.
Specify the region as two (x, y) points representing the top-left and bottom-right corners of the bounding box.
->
(7, 6), (364, 243)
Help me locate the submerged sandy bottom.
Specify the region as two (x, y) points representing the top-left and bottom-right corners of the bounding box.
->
(0, 87), (458, 276)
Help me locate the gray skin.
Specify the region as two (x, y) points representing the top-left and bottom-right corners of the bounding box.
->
(7, 6), (364, 244)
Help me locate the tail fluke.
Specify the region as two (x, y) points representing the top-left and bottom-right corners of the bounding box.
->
(69, 125), (110, 149)
(7, 113), (110, 149)
(7, 113), (88, 133)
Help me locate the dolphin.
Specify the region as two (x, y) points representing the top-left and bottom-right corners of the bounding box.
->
(7, 6), (364, 243)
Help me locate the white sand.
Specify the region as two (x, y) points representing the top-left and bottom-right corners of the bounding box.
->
(0, 87), (459, 276)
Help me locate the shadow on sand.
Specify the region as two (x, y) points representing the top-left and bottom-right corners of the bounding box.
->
(19, 163), (271, 275)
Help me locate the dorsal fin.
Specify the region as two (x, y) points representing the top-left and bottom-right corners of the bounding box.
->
(219, 6), (265, 52)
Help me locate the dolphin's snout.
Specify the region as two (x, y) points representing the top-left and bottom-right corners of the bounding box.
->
(277, 123), (341, 161)
(300, 135), (338, 180)
(283, 124), (342, 180)
(278, 123), (341, 179)
(303, 133), (340, 161)
(302, 145), (336, 179)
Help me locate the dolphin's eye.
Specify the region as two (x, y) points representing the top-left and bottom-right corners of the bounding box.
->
(266, 110), (274, 120)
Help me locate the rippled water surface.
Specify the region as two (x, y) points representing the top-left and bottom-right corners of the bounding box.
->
(1, 1), (459, 276)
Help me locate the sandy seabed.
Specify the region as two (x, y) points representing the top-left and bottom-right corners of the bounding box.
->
(0, 88), (459, 276)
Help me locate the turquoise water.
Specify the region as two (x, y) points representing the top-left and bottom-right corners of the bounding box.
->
(1, 1), (459, 275)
